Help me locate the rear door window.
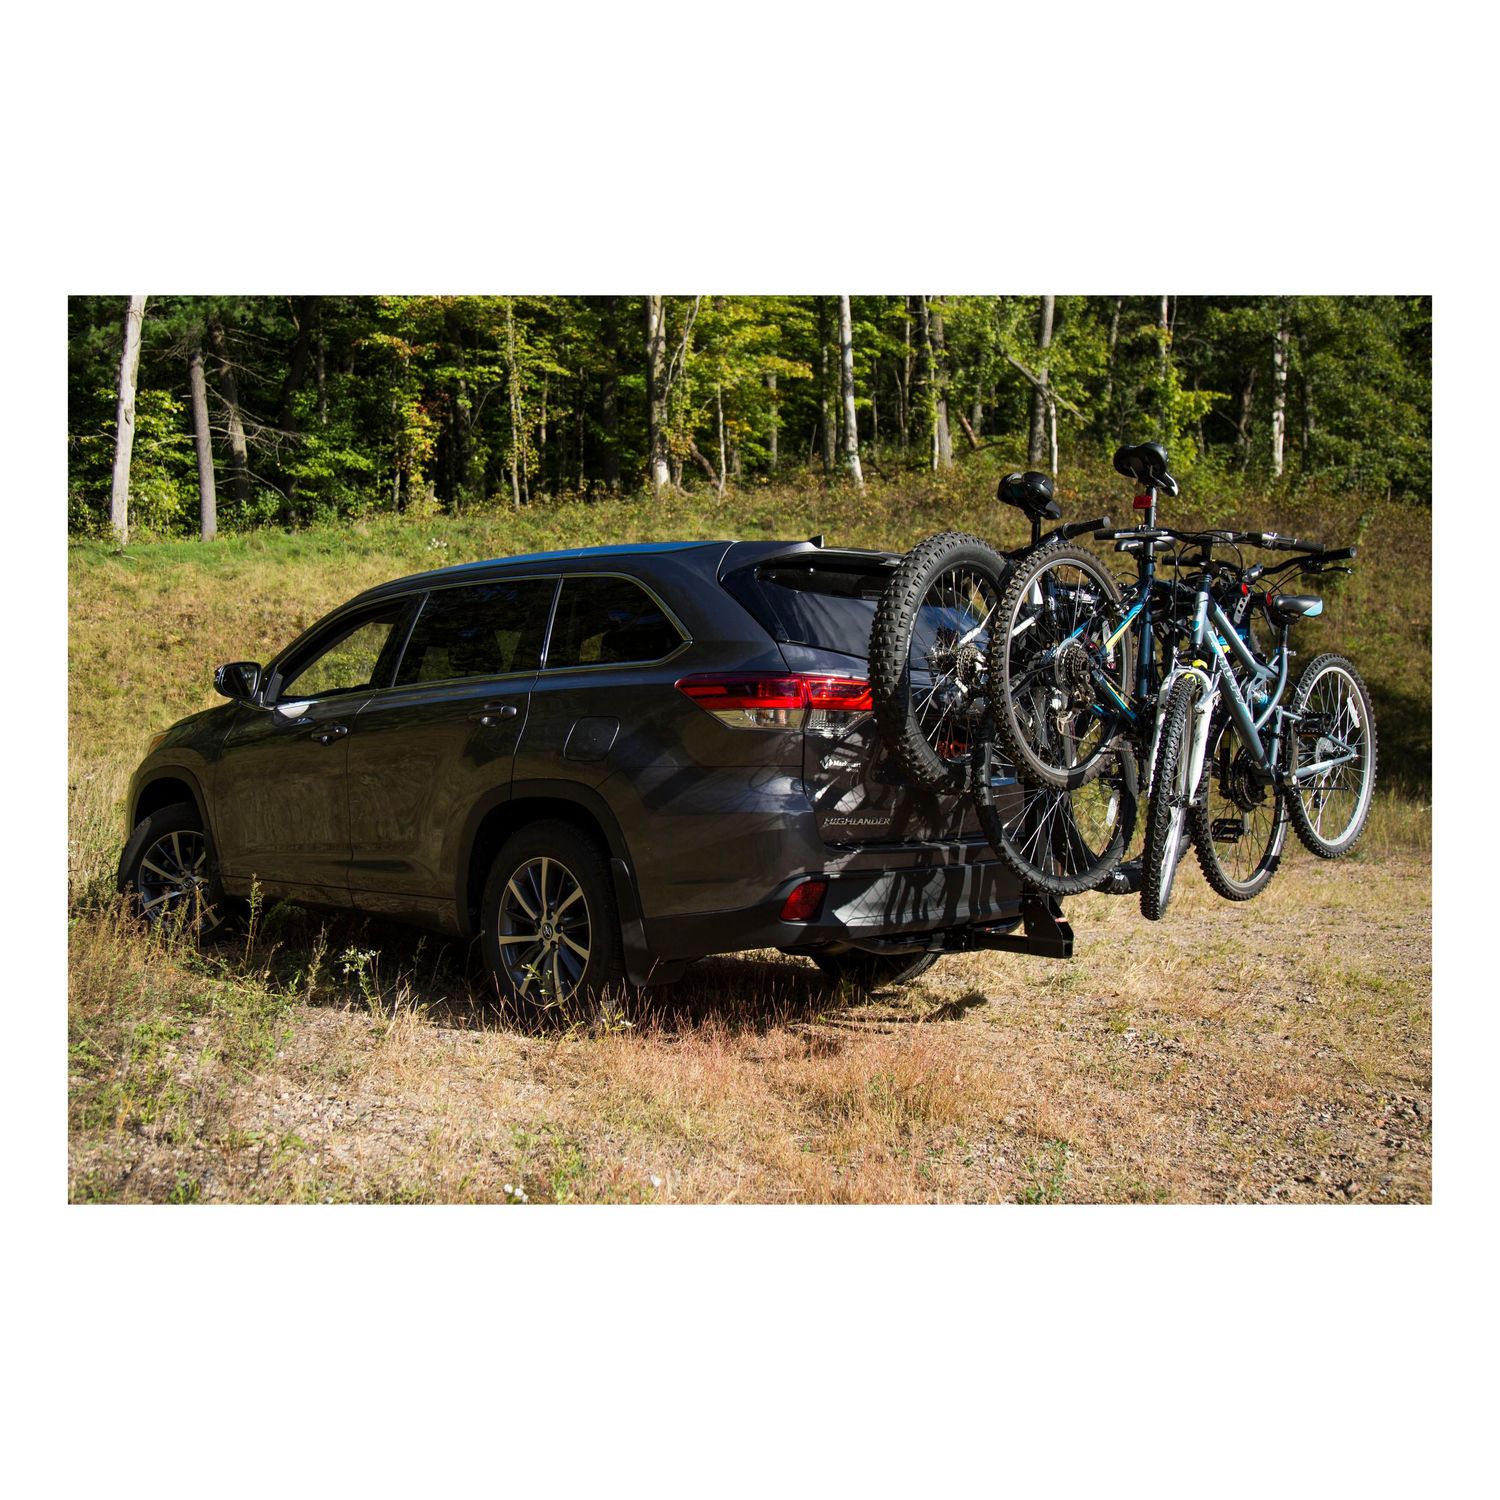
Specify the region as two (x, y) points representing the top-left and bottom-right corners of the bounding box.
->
(395, 578), (555, 686)
(545, 576), (683, 668)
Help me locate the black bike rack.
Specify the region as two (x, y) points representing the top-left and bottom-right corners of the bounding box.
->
(976, 892), (1074, 959)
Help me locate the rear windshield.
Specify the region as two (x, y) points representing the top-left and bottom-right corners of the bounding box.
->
(722, 559), (891, 659)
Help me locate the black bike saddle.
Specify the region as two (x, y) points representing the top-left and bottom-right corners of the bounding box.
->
(998, 470), (1061, 522)
(1113, 441), (1179, 497)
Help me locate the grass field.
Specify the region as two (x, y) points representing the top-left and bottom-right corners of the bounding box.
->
(67, 463), (1432, 1203)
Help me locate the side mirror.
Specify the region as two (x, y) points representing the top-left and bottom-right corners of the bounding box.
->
(215, 661), (263, 701)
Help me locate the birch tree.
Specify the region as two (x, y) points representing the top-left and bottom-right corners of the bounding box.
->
(108, 295), (146, 543)
(645, 295), (671, 491)
(1271, 307), (1291, 477)
(838, 294), (863, 486)
(188, 345), (217, 540)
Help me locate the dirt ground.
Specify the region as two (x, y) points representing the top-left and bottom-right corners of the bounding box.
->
(68, 843), (1431, 1205)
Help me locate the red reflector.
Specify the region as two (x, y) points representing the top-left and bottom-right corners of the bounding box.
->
(1132, 493), (1153, 510)
(780, 879), (828, 922)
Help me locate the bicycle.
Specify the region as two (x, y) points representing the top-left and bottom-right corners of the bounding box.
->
(868, 470), (1139, 895)
(988, 442), (1378, 918)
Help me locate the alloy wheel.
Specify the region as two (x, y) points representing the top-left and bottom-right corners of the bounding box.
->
(496, 855), (592, 1005)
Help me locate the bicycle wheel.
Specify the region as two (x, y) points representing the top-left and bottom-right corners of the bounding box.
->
(974, 742), (1138, 896)
(870, 532), (1009, 793)
(1285, 653), (1378, 858)
(1141, 675), (1200, 921)
(990, 542), (1131, 791)
(1191, 710), (1288, 900)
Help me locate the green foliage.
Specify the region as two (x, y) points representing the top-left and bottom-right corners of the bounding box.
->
(68, 294), (1432, 539)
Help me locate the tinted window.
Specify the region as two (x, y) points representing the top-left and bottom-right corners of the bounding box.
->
(395, 579), (553, 686)
(546, 576), (682, 668)
(280, 604), (407, 700)
(723, 561), (891, 659)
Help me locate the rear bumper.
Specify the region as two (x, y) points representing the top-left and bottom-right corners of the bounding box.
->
(639, 852), (1029, 971)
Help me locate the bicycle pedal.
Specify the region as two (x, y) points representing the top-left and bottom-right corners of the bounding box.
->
(1101, 859), (1143, 896)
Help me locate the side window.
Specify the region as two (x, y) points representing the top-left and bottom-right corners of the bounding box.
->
(395, 578), (554, 686)
(279, 603), (408, 701)
(546, 576), (683, 669)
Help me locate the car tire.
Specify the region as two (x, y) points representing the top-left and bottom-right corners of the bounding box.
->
(812, 949), (940, 993)
(480, 820), (627, 1021)
(117, 800), (232, 938)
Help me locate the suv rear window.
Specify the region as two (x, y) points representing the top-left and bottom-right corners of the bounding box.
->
(723, 558), (892, 659)
(546, 576), (683, 668)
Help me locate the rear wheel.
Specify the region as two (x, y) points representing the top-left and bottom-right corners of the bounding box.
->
(1286, 654), (1378, 859)
(1191, 711), (1288, 900)
(990, 542), (1130, 790)
(869, 532), (1009, 793)
(1141, 677), (1200, 921)
(117, 801), (230, 938)
(812, 949), (940, 992)
(481, 821), (626, 1021)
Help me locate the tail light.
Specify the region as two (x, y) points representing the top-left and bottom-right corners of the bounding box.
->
(676, 673), (872, 733)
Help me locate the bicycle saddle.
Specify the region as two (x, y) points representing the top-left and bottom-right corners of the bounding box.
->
(998, 470), (1061, 522)
(1265, 593), (1323, 623)
(1113, 441), (1179, 497)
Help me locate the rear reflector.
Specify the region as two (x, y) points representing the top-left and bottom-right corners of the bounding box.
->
(676, 672), (871, 731)
(779, 879), (828, 922)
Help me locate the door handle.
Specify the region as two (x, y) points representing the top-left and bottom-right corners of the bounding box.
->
(310, 723), (349, 745)
(470, 702), (520, 727)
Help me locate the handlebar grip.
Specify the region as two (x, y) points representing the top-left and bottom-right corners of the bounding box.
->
(1061, 515), (1110, 541)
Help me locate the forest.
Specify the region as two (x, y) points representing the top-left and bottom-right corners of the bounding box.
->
(67, 295), (1431, 542)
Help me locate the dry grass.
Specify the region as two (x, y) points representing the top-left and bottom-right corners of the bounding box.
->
(67, 474), (1431, 1204)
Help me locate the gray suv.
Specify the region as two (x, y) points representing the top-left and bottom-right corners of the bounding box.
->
(121, 539), (1062, 1011)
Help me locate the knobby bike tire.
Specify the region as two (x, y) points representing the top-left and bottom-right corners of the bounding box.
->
(869, 531), (1009, 793)
(1285, 653), (1379, 859)
(989, 541), (1129, 792)
(1141, 675), (1199, 921)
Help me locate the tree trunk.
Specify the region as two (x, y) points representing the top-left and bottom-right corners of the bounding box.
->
(818, 298), (836, 474)
(930, 298), (952, 469)
(108, 295), (146, 543)
(715, 383), (728, 496)
(1271, 309), (1290, 478)
(505, 299), (526, 508)
(276, 296), (319, 430)
(208, 316), (250, 509)
(1157, 294), (1171, 439)
(602, 295), (622, 492)
(1103, 296), (1122, 433)
(1236, 365), (1256, 469)
(1027, 295), (1055, 467)
(188, 346), (217, 541)
(646, 295), (671, 491)
(838, 294), (864, 487)
(765, 371), (779, 473)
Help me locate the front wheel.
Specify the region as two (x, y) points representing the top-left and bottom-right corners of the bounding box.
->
(117, 801), (230, 938)
(1141, 676), (1201, 921)
(974, 743), (1138, 896)
(480, 821), (627, 1021)
(1285, 654), (1378, 859)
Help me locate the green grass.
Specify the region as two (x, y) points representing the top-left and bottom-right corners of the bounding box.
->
(67, 463), (1431, 1203)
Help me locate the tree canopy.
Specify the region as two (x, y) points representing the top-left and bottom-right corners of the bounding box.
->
(68, 294), (1431, 539)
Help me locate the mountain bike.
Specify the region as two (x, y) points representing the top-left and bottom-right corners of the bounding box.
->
(988, 442), (1377, 917)
(868, 471), (1139, 895)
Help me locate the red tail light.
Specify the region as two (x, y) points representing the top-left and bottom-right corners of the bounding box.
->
(779, 879), (828, 922)
(676, 673), (871, 732)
